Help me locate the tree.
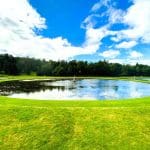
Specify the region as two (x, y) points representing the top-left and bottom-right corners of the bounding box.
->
(0, 54), (150, 76)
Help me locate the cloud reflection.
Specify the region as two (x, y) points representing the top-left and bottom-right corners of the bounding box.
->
(9, 79), (150, 100)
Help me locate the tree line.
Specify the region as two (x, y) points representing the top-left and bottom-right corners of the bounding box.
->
(0, 54), (150, 76)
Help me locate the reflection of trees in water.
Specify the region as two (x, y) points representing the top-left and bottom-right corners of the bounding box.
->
(0, 80), (65, 95)
(112, 86), (119, 91)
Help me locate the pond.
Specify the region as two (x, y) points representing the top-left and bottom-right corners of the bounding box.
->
(0, 79), (150, 100)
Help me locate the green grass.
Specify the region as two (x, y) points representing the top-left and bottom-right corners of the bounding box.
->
(0, 97), (150, 149)
(0, 76), (150, 149)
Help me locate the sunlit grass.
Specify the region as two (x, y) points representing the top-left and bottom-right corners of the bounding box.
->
(0, 96), (150, 149)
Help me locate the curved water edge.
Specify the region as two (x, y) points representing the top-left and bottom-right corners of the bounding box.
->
(0, 78), (150, 100)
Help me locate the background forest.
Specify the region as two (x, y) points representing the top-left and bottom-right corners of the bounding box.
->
(0, 54), (150, 76)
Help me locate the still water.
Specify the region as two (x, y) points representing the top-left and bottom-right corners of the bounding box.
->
(0, 79), (150, 100)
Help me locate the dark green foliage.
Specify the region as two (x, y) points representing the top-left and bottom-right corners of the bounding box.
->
(0, 54), (150, 76)
(0, 54), (18, 75)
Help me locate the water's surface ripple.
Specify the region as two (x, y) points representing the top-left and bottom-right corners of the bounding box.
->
(0, 79), (150, 100)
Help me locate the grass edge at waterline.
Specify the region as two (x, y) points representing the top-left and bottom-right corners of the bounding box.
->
(0, 96), (150, 107)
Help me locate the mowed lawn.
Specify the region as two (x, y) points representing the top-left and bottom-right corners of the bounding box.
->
(0, 96), (150, 150)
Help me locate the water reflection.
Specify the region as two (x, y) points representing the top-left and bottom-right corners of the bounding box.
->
(0, 79), (150, 100)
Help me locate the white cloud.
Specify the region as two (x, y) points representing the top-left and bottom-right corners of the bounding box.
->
(91, 1), (102, 12)
(108, 8), (125, 24)
(89, 0), (150, 64)
(81, 14), (101, 29)
(0, 0), (107, 60)
(99, 49), (120, 59)
(0, 0), (150, 63)
(129, 50), (143, 59)
(91, 0), (110, 12)
(108, 51), (144, 65)
(109, 58), (150, 65)
(90, 0), (150, 44)
(116, 41), (137, 49)
(84, 27), (109, 52)
(117, 0), (150, 43)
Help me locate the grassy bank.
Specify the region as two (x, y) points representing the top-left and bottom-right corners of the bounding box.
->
(0, 75), (150, 83)
(0, 76), (150, 149)
(0, 97), (150, 149)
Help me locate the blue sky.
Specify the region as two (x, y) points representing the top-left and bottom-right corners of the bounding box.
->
(0, 0), (150, 64)
(30, 0), (94, 45)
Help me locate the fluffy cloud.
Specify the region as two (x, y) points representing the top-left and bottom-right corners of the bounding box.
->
(89, 0), (150, 44)
(0, 0), (150, 64)
(86, 0), (150, 65)
(91, 0), (110, 12)
(81, 14), (101, 29)
(115, 0), (150, 43)
(129, 50), (143, 59)
(99, 49), (120, 59)
(109, 50), (145, 65)
(116, 41), (137, 49)
(91, 2), (102, 12)
(109, 58), (150, 65)
(0, 0), (106, 60)
(83, 27), (110, 52)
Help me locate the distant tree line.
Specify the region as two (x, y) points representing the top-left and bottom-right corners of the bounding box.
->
(0, 54), (150, 76)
